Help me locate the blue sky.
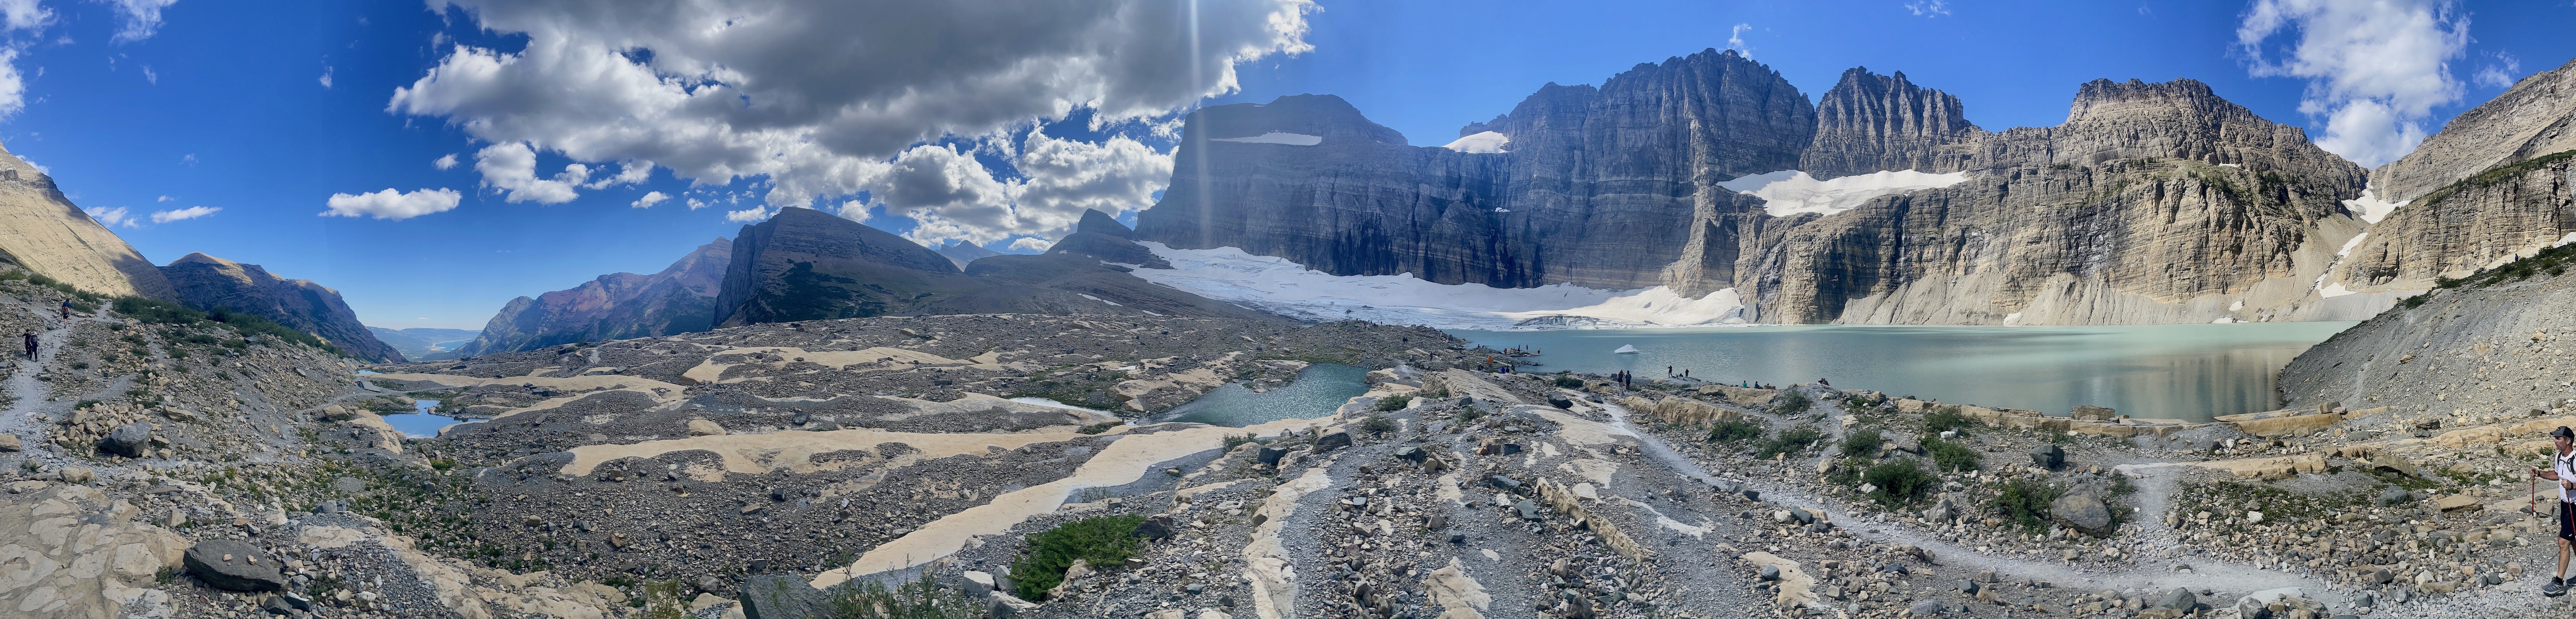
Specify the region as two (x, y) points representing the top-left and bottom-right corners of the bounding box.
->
(4, 0), (2568, 329)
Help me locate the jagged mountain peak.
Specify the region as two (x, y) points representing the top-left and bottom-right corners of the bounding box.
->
(2064, 77), (2248, 125)
(1076, 209), (1134, 239)
(2370, 54), (2576, 202)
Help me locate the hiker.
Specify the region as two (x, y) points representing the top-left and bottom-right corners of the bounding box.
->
(20, 331), (34, 359)
(2531, 426), (2576, 597)
(57, 300), (71, 320)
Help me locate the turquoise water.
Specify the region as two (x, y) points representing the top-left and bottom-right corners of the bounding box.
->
(1450, 322), (2357, 422)
(1158, 363), (1371, 427)
(380, 399), (467, 438)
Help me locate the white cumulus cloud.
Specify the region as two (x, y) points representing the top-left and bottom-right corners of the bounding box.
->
(100, 0), (179, 43)
(631, 190), (668, 208)
(723, 206), (770, 223)
(322, 188), (465, 220)
(0, 0), (54, 31)
(390, 0), (1311, 239)
(84, 206), (136, 228)
(2472, 50), (2522, 88)
(2237, 0), (2469, 167)
(432, 153), (458, 170)
(148, 205), (217, 223)
(474, 141), (589, 204)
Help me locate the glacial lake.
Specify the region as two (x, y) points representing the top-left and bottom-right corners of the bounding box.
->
(1450, 322), (2358, 422)
(1158, 363), (1371, 427)
(380, 399), (468, 438)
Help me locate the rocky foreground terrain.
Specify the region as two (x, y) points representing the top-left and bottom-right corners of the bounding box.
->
(11, 250), (2576, 619)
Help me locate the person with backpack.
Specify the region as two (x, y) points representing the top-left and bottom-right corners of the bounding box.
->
(2530, 426), (2576, 596)
(20, 331), (35, 359)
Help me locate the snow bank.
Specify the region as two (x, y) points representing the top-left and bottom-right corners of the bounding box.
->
(1443, 131), (1510, 154)
(1716, 169), (1968, 217)
(1127, 243), (1749, 330)
(2341, 186), (2405, 224)
(1211, 132), (1323, 146)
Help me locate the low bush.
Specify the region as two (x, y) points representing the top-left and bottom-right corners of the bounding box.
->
(1988, 479), (2062, 530)
(1221, 433), (1258, 451)
(1862, 459), (1935, 506)
(1553, 375), (1584, 389)
(1774, 390), (1812, 415)
(1707, 419), (1763, 443)
(1754, 425), (1825, 459)
(1839, 427), (1884, 458)
(1924, 437), (1981, 472)
(826, 569), (980, 619)
(1374, 395), (1413, 412)
(1010, 515), (1146, 600)
(1358, 415), (1397, 435)
(1922, 406), (1974, 436)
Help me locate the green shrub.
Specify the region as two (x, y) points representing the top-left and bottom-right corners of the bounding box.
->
(1374, 395), (1413, 412)
(1924, 437), (1981, 472)
(1824, 457), (1866, 486)
(1011, 515), (1146, 600)
(1988, 479), (2062, 530)
(826, 569), (980, 619)
(1862, 459), (1935, 506)
(1774, 390), (1812, 415)
(1839, 428), (1884, 458)
(1221, 433), (1257, 451)
(1707, 419), (1763, 443)
(1553, 375), (1584, 389)
(1922, 406), (1974, 436)
(1754, 426), (1825, 459)
(1358, 415), (1397, 435)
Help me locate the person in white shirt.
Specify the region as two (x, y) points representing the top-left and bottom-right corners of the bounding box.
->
(2529, 426), (2576, 596)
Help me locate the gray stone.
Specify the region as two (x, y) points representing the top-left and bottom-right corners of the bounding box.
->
(101, 421), (151, 457)
(2029, 444), (2065, 470)
(1907, 599), (1945, 616)
(1488, 475), (1523, 491)
(1394, 445), (1428, 462)
(1956, 580), (1978, 594)
(2048, 493), (2111, 535)
(1314, 431), (1352, 451)
(1257, 446), (1287, 466)
(2155, 588), (2195, 610)
(961, 571), (995, 598)
(739, 574), (829, 619)
(1759, 565), (1780, 581)
(0, 434), (19, 452)
(184, 540), (286, 592)
(1134, 515), (1175, 541)
(1514, 499), (1543, 520)
(2376, 486), (2411, 507)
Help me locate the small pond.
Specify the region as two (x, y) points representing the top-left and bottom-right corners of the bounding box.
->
(378, 399), (468, 438)
(1156, 363), (1370, 427)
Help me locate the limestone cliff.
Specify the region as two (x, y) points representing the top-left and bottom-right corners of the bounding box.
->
(453, 238), (731, 357)
(2279, 266), (2576, 419)
(0, 142), (177, 299)
(160, 252), (401, 362)
(713, 207), (1272, 327)
(1133, 52), (2371, 325)
(1139, 48), (1811, 294)
(2369, 56), (2576, 204)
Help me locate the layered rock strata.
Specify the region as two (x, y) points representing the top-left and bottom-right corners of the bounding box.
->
(453, 238), (730, 357)
(1135, 50), (2372, 324)
(161, 252), (402, 362)
(0, 141), (177, 299)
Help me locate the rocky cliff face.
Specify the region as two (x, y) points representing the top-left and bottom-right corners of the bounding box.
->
(2279, 266), (2576, 419)
(1135, 51), (2374, 325)
(0, 142), (177, 299)
(454, 238), (731, 357)
(1140, 49), (1810, 294)
(160, 253), (401, 362)
(713, 207), (1272, 327)
(2370, 56), (2576, 204)
(1798, 68), (1978, 178)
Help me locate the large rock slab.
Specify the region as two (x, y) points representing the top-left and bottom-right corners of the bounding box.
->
(2048, 493), (2112, 536)
(101, 421), (151, 458)
(185, 539), (286, 592)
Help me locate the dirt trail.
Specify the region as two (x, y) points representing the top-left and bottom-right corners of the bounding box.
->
(1595, 398), (2346, 607)
(0, 303), (101, 466)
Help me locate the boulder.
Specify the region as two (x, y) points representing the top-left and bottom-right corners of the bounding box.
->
(0, 434), (20, 452)
(1314, 431), (1352, 451)
(2029, 444), (2065, 470)
(687, 418), (727, 436)
(184, 540), (286, 592)
(961, 571), (995, 597)
(2070, 406), (2116, 421)
(1394, 445), (1428, 462)
(739, 574), (828, 619)
(2367, 453), (2420, 478)
(1257, 446), (1287, 466)
(1513, 499), (1543, 520)
(2155, 588), (2195, 610)
(1907, 599), (1945, 616)
(2048, 493), (2112, 535)
(1134, 515), (1175, 541)
(2375, 486), (2412, 507)
(58, 467), (93, 485)
(100, 421), (153, 457)
(2434, 494), (2480, 511)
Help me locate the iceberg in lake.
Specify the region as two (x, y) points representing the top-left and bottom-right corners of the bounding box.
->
(1613, 345), (1640, 354)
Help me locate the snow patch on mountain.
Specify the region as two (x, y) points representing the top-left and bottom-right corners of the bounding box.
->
(1718, 169), (1968, 217)
(1211, 132), (1323, 146)
(1128, 243), (1749, 329)
(2342, 186), (2405, 224)
(1443, 131), (1510, 154)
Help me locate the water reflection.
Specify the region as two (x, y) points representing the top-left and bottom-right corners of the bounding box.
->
(379, 398), (468, 438)
(1157, 363), (1370, 427)
(1452, 323), (2355, 422)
